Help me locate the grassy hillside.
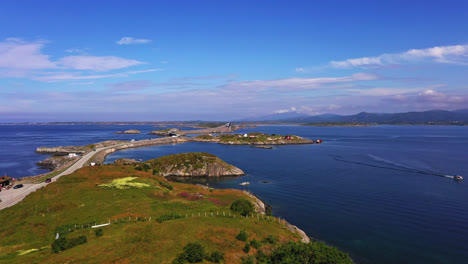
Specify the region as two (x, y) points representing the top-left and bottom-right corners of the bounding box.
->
(0, 164), (352, 263)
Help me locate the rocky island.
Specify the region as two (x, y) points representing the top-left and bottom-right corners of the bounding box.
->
(194, 132), (316, 145)
(132, 152), (245, 177)
(114, 129), (141, 134)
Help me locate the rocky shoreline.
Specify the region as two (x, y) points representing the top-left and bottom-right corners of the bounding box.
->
(243, 191), (310, 243)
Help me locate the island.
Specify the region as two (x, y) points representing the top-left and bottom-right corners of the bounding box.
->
(194, 132), (316, 145)
(149, 123), (238, 136)
(114, 129), (141, 134)
(133, 152), (245, 177)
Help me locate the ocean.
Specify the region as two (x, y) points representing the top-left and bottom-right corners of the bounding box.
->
(2, 124), (468, 263)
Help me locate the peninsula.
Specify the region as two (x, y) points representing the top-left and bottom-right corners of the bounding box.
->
(0, 154), (352, 263)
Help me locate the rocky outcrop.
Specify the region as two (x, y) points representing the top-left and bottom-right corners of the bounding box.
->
(142, 152), (245, 177)
(114, 158), (138, 165)
(36, 156), (76, 171)
(114, 129), (141, 134)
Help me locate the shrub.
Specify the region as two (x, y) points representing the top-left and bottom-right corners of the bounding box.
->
(250, 239), (261, 249)
(95, 228), (103, 237)
(51, 237), (68, 253)
(241, 256), (255, 264)
(243, 243), (251, 253)
(159, 181), (173, 190)
(269, 241), (353, 264)
(230, 199), (254, 216)
(183, 243), (206, 263)
(262, 235), (277, 244)
(135, 166), (142, 171)
(51, 235), (87, 253)
(156, 213), (183, 223)
(172, 253), (187, 264)
(236, 230), (248, 242)
(206, 251), (225, 263)
(255, 250), (270, 263)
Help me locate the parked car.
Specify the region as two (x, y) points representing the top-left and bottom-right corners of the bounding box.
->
(45, 178), (52, 183)
(13, 184), (23, 189)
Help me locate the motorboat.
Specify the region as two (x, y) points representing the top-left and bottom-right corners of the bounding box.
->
(239, 182), (250, 186)
(454, 175), (463, 181)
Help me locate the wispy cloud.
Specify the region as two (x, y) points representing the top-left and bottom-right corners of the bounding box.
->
(331, 44), (468, 68)
(173, 74), (238, 81)
(220, 73), (378, 92)
(34, 69), (162, 82)
(116, 37), (152, 45)
(58, 55), (144, 72)
(106, 80), (153, 92)
(65, 48), (87, 54)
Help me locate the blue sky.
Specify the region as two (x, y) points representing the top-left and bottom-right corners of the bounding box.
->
(1, 0), (468, 121)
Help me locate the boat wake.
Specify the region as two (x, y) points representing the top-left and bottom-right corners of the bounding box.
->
(329, 154), (456, 179)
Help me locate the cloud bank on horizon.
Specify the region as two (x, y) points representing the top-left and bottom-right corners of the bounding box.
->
(0, 1), (467, 121)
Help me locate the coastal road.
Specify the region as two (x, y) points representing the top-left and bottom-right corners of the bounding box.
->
(0, 144), (123, 211)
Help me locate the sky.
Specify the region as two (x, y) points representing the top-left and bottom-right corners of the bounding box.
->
(1, 0), (468, 122)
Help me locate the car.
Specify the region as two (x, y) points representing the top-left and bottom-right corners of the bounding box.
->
(13, 184), (23, 189)
(45, 178), (52, 183)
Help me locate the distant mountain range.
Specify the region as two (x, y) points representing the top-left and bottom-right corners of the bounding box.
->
(244, 109), (468, 124)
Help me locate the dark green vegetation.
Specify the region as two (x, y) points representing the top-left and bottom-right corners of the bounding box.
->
(95, 228), (103, 237)
(236, 230), (249, 242)
(231, 199), (255, 216)
(267, 241), (353, 264)
(52, 236), (87, 253)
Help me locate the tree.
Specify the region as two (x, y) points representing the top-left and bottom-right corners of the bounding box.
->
(230, 199), (254, 216)
(183, 243), (206, 263)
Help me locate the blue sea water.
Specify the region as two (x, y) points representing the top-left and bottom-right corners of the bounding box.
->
(1, 124), (468, 263)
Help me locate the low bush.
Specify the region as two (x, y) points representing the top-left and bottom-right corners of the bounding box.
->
(268, 241), (353, 264)
(206, 251), (225, 263)
(183, 243), (206, 263)
(241, 256), (255, 264)
(95, 228), (103, 237)
(243, 243), (251, 253)
(159, 180), (173, 190)
(51, 235), (87, 253)
(156, 213), (183, 223)
(262, 235), (278, 244)
(250, 239), (261, 249)
(230, 199), (254, 216)
(236, 230), (248, 242)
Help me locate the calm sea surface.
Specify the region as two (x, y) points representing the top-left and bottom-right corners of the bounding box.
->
(2, 124), (468, 263)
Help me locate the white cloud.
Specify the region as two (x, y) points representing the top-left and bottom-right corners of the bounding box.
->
(58, 55), (145, 72)
(349, 87), (424, 96)
(274, 106), (297, 114)
(116, 37), (152, 45)
(295, 67), (305, 72)
(221, 73), (378, 91)
(160, 61), (168, 64)
(331, 44), (468, 68)
(35, 68), (162, 82)
(0, 38), (56, 70)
